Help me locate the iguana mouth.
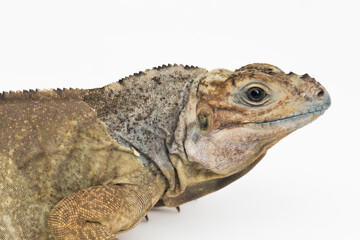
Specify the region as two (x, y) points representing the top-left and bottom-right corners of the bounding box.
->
(256, 109), (326, 125)
(219, 101), (330, 130)
(257, 96), (331, 125)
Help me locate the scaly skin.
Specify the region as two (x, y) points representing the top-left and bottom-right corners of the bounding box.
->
(0, 64), (330, 239)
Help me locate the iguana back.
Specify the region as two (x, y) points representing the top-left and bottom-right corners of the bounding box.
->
(0, 90), (144, 239)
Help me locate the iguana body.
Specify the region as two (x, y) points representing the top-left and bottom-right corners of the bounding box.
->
(0, 64), (330, 239)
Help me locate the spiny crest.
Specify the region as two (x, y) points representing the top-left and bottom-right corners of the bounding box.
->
(118, 64), (199, 83)
(151, 63), (198, 70)
(0, 88), (81, 101)
(152, 63), (178, 70)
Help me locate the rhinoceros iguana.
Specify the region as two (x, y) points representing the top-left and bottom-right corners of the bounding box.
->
(0, 63), (330, 239)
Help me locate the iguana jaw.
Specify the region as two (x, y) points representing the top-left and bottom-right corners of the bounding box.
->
(213, 111), (322, 138)
(260, 108), (326, 124)
(253, 94), (330, 125)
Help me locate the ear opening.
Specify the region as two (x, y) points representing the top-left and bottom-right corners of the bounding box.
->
(197, 107), (213, 133)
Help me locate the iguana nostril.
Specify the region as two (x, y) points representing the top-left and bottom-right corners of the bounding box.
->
(317, 89), (324, 98)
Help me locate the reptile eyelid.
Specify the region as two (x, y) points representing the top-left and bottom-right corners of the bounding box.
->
(233, 82), (271, 106)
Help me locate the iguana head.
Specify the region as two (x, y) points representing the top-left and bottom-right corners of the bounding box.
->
(184, 63), (330, 175)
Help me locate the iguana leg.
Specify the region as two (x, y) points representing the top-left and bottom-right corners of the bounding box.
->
(48, 168), (167, 240)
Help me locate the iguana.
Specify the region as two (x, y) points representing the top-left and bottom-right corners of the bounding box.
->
(0, 63), (330, 240)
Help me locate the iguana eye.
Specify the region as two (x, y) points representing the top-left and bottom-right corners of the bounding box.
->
(233, 83), (271, 106)
(247, 87), (266, 102)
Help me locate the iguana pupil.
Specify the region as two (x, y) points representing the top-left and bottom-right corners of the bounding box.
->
(247, 87), (266, 102)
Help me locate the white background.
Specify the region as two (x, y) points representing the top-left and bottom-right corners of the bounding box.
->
(1, 0), (359, 239)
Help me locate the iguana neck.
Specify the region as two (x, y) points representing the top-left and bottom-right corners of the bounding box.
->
(80, 65), (208, 192)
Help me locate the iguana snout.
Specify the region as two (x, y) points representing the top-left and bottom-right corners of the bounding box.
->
(184, 63), (330, 175)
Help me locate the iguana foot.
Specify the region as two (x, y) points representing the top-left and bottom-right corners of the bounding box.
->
(48, 169), (166, 240)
